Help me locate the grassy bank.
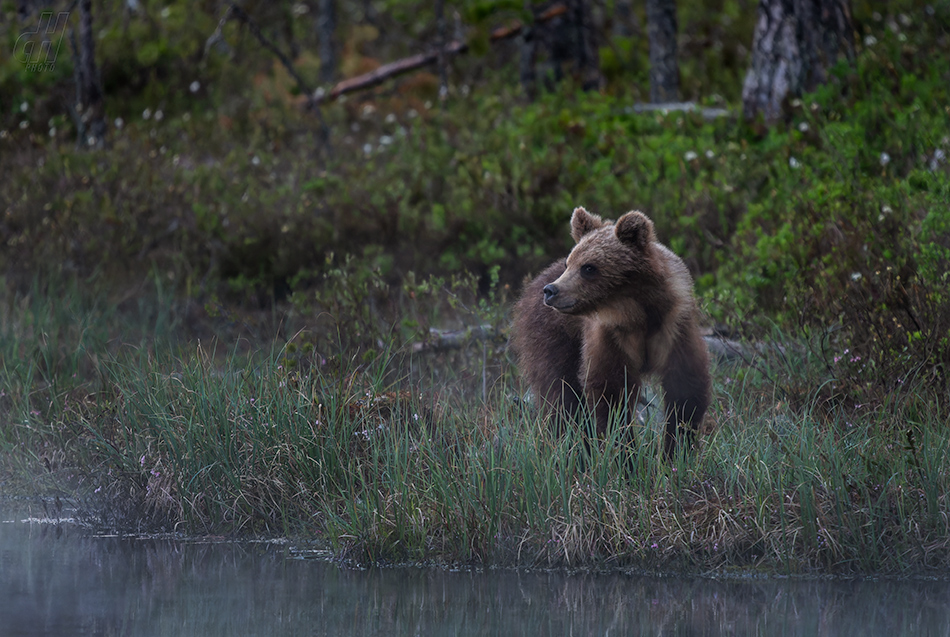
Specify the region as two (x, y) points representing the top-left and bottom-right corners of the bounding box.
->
(2, 282), (948, 575)
(1, 2), (948, 575)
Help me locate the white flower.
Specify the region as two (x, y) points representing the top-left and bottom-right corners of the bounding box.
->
(379, 135), (393, 145)
(683, 150), (698, 161)
(189, 81), (201, 93)
(864, 35), (877, 47)
(705, 150), (715, 159)
(930, 149), (946, 171)
(385, 113), (396, 124)
(798, 122), (809, 132)
(879, 152), (890, 166)
(19, 121), (28, 129)
(789, 157), (801, 168)
(143, 108), (152, 120)
(20, 102), (28, 112)
(49, 127), (56, 137)
(160, 6), (170, 18)
(407, 109), (418, 119)
(363, 143), (373, 155)
(851, 272), (862, 281)
(251, 155), (261, 166)
(154, 109), (163, 121)
(114, 117), (124, 129)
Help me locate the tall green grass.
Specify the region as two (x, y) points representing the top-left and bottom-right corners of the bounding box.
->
(2, 282), (949, 574)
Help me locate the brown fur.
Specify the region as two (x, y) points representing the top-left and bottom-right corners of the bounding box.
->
(511, 207), (711, 457)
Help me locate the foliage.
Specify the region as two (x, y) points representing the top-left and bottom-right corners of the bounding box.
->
(3, 2), (948, 399)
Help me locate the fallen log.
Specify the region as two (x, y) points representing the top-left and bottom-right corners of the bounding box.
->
(410, 325), (499, 353)
(627, 101), (731, 120)
(410, 324), (753, 367)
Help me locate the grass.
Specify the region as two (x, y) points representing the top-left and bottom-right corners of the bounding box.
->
(2, 281), (948, 575)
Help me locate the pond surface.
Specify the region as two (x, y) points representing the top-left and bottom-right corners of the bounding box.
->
(2, 507), (950, 636)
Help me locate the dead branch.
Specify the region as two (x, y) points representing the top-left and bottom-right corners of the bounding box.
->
(315, 3), (568, 103)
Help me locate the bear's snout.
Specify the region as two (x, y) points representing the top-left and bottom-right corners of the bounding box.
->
(543, 282), (578, 312)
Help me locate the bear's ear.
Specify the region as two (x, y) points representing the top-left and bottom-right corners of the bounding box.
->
(570, 207), (604, 242)
(615, 211), (655, 248)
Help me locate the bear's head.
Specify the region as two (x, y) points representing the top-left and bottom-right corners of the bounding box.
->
(542, 207), (657, 315)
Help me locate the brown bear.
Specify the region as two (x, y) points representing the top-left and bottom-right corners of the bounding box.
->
(512, 207), (711, 458)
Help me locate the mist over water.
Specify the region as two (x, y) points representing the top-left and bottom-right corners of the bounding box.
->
(2, 508), (949, 637)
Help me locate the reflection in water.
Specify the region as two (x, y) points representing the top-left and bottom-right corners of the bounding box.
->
(2, 510), (949, 636)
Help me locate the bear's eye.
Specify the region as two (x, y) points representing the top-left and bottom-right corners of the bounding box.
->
(580, 264), (598, 278)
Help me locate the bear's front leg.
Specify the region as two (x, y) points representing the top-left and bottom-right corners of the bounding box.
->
(660, 323), (711, 458)
(580, 327), (642, 438)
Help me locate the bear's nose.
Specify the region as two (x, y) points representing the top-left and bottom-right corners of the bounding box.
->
(542, 284), (558, 304)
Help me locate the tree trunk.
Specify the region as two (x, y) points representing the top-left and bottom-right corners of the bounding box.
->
(76, 0), (106, 148)
(435, 0), (448, 103)
(362, 0), (376, 25)
(519, 0), (537, 98)
(613, 0), (634, 38)
(318, 0), (337, 85)
(742, 0), (853, 121)
(571, 0), (602, 91)
(646, 0), (679, 103)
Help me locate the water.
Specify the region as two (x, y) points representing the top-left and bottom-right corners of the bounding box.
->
(2, 509), (950, 636)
